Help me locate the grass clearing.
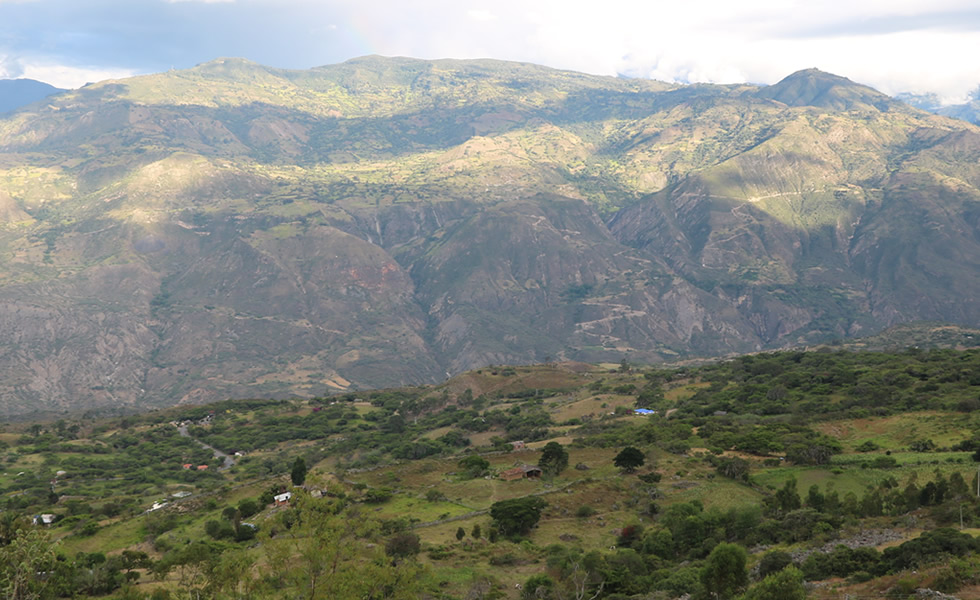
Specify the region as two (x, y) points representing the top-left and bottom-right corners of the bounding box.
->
(815, 411), (974, 451)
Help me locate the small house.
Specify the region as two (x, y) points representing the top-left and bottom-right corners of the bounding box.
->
(499, 464), (543, 481)
(510, 440), (527, 451)
(33, 514), (56, 525)
(274, 492), (292, 506)
(196, 465), (209, 471)
(634, 409), (656, 416)
(182, 463), (193, 470)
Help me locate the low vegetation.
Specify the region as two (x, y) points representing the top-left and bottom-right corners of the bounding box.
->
(2, 348), (980, 598)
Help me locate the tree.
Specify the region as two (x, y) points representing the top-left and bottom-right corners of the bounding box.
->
(756, 550), (793, 579)
(635, 384), (664, 409)
(0, 528), (57, 600)
(490, 497), (548, 537)
(455, 527), (466, 542)
(385, 532), (421, 559)
(458, 455), (490, 479)
(742, 566), (806, 600)
(716, 457), (749, 481)
(613, 447), (645, 473)
(291, 457), (307, 486)
(522, 574), (555, 599)
(700, 542), (748, 600)
(785, 443), (833, 465)
(539, 442), (569, 476)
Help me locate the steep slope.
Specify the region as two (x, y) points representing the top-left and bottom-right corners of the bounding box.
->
(0, 57), (978, 415)
(756, 68), (897, 111)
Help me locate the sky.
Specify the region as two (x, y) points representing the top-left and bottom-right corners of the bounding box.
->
(1, 0), (978, 103)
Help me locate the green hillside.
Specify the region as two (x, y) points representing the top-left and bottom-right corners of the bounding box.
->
(0, 57), (979, 414)
(3, 349), (980, 599)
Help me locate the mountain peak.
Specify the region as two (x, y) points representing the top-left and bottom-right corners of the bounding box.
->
(188, 57), (276, 80)
(757, 68), (896, 111)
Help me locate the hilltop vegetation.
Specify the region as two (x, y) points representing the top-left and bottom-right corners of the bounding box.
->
(3, 348), (980, 598)
(0, 58), (979, 413)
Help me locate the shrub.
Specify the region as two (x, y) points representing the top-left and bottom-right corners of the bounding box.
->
(385, 532), (421, 558)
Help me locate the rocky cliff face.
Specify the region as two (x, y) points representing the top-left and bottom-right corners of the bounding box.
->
(0, 58), (978, 415)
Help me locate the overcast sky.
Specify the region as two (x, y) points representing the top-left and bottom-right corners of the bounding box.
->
(1, 0), (978, 102)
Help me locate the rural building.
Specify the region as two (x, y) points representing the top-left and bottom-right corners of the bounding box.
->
(196, 465), (208, 471)
(33, 514), (56, 525)
(510, 440), (527, 451)
(274, 492), (292, 506)
(499, 464), (543, 481)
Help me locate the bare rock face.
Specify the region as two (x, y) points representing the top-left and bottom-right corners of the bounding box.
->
(0, 57), (979, 414)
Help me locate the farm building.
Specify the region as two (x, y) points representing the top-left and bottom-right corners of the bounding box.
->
(499, 464), (543, 481)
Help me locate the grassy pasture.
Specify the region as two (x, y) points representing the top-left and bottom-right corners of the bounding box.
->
(550, 394), (635, 422)
(814, 411), (974, 451)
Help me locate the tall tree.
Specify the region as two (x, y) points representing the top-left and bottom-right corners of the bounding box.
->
(539, 442), (569, 476)
(700, 542), (748, 600)
(291, 457), (307, 486)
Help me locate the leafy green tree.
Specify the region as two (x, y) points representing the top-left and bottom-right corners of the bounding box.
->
(384, 414), (406, 434)
(715, 457), (749, 481)
(742, 565), (806, 600)
(456, 527), (466, 542)
(458, 455), (490, 479)
(490, 497), (548, 537)
(237, 498), (260, 519)
(291, 457), (307, 486)
(522, 573), (555, 599)
(756, 550), (793, 579)
(0, 528), (57, 600)
(613, 446), (645, 473)
(539, 441), (569, 476)
(700, 542), (747, 600)
(635, 384), (664, 409)
(385, 532), (421, 559)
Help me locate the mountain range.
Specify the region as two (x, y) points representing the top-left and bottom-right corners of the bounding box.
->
(0, 78), (65, 114)
(0, 57), (978, 415)
(896, 88), (980, 125)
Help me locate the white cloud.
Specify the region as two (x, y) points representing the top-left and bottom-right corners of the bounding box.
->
(466, 9), (496, 22)
(18, 61), (139, 89)
(2, 0), (978, 101)
(324, 0), (980, 104)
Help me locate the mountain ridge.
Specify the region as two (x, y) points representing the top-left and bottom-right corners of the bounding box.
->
(0, 56), (977, 415)
(0, 77), (65, 113)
